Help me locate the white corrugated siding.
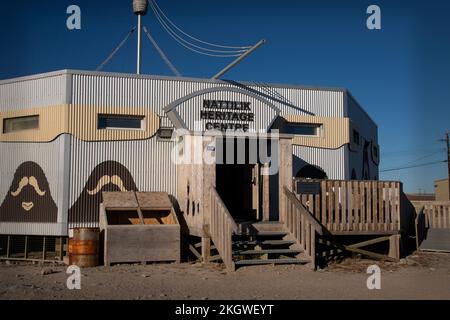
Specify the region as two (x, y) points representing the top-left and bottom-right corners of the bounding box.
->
(293, 145), (347, 180)
(0, 74), (69, 111)
(177, 91), (278, 132)
(346, 94), (379, 180)
(71, 73), (345, 120)
(69, 136), (177, 228)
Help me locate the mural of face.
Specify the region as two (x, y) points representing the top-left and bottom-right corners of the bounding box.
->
(362, 140), (371, 180)
(68, 161), (138, 225)
(0, 162), (58, 223)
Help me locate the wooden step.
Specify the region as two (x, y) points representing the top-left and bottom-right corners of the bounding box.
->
(234, 258), (310, 266)
(233, 249), (302, 255)
(233, 240), (295, 246)
(238, 231), (289, 237)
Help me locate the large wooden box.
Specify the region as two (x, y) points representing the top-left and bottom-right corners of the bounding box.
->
(99, 192), (180, 265)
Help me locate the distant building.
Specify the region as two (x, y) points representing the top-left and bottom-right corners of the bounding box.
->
(406, 193), (435, 201)
(435, 179), (449, 201)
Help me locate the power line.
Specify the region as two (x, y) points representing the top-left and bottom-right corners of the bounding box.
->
(150, 0), (251, 50)
(380, 160), (448, 173)
(149, 0), (249, 57)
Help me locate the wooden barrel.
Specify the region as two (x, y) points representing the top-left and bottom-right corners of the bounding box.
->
(68, 228), (99, 267)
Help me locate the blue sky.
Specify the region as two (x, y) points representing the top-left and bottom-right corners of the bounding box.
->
(0, 0), (449, 193)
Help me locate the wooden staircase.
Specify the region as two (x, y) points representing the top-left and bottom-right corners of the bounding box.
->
(210, 187), (320, 271)
(231, 223), (311, 268)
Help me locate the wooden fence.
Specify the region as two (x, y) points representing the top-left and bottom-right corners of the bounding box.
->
(210, 188), (238, 271)
(412, 201), (450, 229)
(293, 179), (413, 234)
(283, 186), (323, 269)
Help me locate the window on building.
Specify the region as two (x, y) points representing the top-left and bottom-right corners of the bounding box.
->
(3, 115), (39, 133)
(353, 129), (360, 145)
(284, 123), (321, 136)
(98, 114), (144, 130)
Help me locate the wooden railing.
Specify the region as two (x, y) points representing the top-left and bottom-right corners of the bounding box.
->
(283, 186), (324, 270)
(210, 188), (238, 272)
(412, 201), (450, 229)
(293, 179), (407, 233)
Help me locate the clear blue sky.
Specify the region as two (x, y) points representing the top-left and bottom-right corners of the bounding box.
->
(0, 0), (449, 193)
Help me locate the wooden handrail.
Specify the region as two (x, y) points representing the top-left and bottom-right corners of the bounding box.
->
(211, 189), (238, 233)
(283, 186), (324, 235)
(210, 188), (237, 271)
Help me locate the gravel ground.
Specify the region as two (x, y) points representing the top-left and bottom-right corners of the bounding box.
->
(0, 251), (449, 300)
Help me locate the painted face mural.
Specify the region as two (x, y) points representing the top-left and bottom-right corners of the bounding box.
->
(362, 140), (371, 180)
(0, 162), (58, 223)
(68, 161), (138, 225)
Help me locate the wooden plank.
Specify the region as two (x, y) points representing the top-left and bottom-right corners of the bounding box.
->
(366, 181), (371, 231)
(334, 181), (340, 232)
(341, 181), (347, 231)
(283, 187), (323, 234)
(136, 192), (172, 210)
(354, 181), (360, 231)
(305, 221), (311, 257)
(314, 192), (320, 225)
(347, 236), (391, 249)
(348, 181), (353, 231)
(103, 192), (138, 209)
(321, 180), (327, 226)
(24, 236), (28, 259)
(373, 181), (378, 232)
(6, 235), (10, 258)
(42, 236), (47, 261)
(388, 234), (400, 260)
(379, 182), (385, 231)
(360, 181), (365, 232)
(329, 181), (334, 231)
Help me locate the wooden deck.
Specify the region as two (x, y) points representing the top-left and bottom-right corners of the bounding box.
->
(292, 178), (416, 235)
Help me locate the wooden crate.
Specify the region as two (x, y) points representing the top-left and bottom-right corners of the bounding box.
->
(99, 192), (180, 265)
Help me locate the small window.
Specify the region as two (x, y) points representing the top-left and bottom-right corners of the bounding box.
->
(98, 114), (144, 130)
(353, 129), (360, 145)
(3, 115), (39, 133)
(284, 123), (321, 136)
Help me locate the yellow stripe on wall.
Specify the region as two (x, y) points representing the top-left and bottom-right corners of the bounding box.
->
(283, 115), (350, 149)
(0, 105), (160, 142)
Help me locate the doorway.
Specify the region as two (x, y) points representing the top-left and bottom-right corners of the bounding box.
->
(215, 137), (261, 222)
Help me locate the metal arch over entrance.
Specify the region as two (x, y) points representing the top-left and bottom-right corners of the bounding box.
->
(164, 86), (281, 130)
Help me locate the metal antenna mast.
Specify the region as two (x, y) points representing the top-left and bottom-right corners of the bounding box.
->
(133, 0), (149, 74)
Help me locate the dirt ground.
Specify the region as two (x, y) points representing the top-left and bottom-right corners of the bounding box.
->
(0, 251), (449, 300)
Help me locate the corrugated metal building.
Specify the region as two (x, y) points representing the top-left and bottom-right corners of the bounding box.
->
(0, 70), (378, 236)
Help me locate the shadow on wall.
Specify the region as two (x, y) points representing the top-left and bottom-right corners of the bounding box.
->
(293, 156), (328, 179)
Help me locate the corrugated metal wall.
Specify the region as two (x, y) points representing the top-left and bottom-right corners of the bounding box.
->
(293, 145), (347, 180)
(71, 73), (345, 119)
(177, 91), (278, 132)
(68, 136), (177, 228)
(0, 73), (69, 111)
(346, 94), (379, 180)
(0, 135), (69, 235)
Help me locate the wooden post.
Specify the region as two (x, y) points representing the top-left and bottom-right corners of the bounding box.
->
(278, 137), (293, 223)
(388, 234), (400, 260)
(42, 236), (47, 261)
(24, 236), (28, 259)
(6, 235), (10, 258)
(59, 236), (64, 261)
(201, 225), (211, 263)
(263, 162), (270, 221)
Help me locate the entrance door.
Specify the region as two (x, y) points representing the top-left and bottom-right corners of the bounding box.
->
(216, 163), (259, 222)
(215, 137), (262, 222)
